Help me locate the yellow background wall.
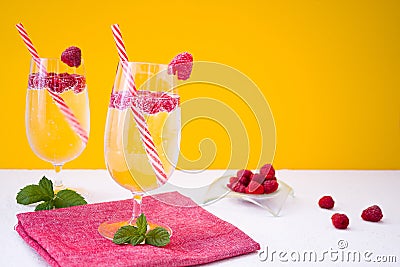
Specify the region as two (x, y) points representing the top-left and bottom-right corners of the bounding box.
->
(1, 0), (399, 170)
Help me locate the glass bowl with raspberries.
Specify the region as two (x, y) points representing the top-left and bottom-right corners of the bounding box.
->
(204, 164), (294, 216)
(227, 164), (279, 196)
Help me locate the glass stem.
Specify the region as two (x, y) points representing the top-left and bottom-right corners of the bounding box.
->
(53, 164), (63, 189)
(129, 192), (143, 225)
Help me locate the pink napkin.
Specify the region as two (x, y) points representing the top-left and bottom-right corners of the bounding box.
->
(16, 192), (260, 266)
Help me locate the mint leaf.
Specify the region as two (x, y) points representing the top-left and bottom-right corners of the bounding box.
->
(136, 213), (147, 235)
(113, 225), (141, 245)
(35, 200), (54, 211)
(112, 214), (170, 247)
(145, 227), (170, 247)
(38, 176), (54, 200)
(17, 176), (87, 211)
(130, 233), (145, 245)
(16, 185), (48, 205)
(54, 189), (87, 208)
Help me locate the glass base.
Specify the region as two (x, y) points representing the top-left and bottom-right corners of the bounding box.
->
(98, 220), (173, 240)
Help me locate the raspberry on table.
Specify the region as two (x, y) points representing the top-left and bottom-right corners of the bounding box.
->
(263, 179), (279, 194)
(318, 196), (335, 209)
(61, 46), (82, 67)
(331, 213), (349, 229)
(361, 205), (383, 222)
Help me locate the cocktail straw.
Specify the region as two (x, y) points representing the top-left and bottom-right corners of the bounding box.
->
(111, 24), (168, 185)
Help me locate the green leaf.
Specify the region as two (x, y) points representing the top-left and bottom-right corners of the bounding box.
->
(16, 185), (48, 205)
(145, 227), (170, 247)
(130, 234), (145, 246)
(54, 189), (87, 208)
(136, 213), (148, 235)
(35, 200), (54, 211)
(38, 176), (54, 201)
(113, 225), (141, 245)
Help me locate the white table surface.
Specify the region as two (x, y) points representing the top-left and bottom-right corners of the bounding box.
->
(1, 169), (399, 266)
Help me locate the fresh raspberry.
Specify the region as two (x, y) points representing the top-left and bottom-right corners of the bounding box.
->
(237, 169), (253, 186)
(245, 181), (264, 194)
(168, 52), (193, 80)
(318, 196), (335, 209)
(263, 179), (279, 194)
(229, 176), (239, 185)
(331, 213), (349, 229)
(361, 205), (383, 222)
(238, 176), (250, 186)
(227, 177), (240, 190)
(237, 169), (253, 178)
(258, 172), (276, 181)
(252, 173), (266, 184)
(232, 183), (246, 193)
(260, 164), (275, 178)
(61, 46), (82, 67)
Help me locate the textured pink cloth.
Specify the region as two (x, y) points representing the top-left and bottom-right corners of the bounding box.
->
(16, 192), (260, 266)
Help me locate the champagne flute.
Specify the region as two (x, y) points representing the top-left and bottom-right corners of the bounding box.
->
(99, 62), (180, 239)
(25, 58), (90, 189)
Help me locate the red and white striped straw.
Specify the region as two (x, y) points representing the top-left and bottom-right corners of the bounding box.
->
(16, 23), (89, 145)
(111, 24), (168, 185)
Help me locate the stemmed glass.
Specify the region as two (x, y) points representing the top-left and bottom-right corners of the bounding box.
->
(99, 62), (180, 239)
(25, 58), (90, 189)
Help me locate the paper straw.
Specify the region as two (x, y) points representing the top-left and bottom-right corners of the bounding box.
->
(111, 24), (168, 185)
(16, 23), (89, 145)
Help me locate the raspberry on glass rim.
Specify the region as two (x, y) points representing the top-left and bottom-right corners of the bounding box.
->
(61, 46), (82, 67)
(168, 52), (193, 80)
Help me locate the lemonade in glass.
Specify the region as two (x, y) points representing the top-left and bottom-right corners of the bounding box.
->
(26, 58), (90, 188)
(99, 62), (180, 239)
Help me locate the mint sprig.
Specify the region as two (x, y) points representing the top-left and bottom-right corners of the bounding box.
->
(16, 176), (87, 210)
(113, 213), (170, 247)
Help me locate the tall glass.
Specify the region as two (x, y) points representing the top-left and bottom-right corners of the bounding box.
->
(25, 58), (90, 188)
(99, 62), (180, 239)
